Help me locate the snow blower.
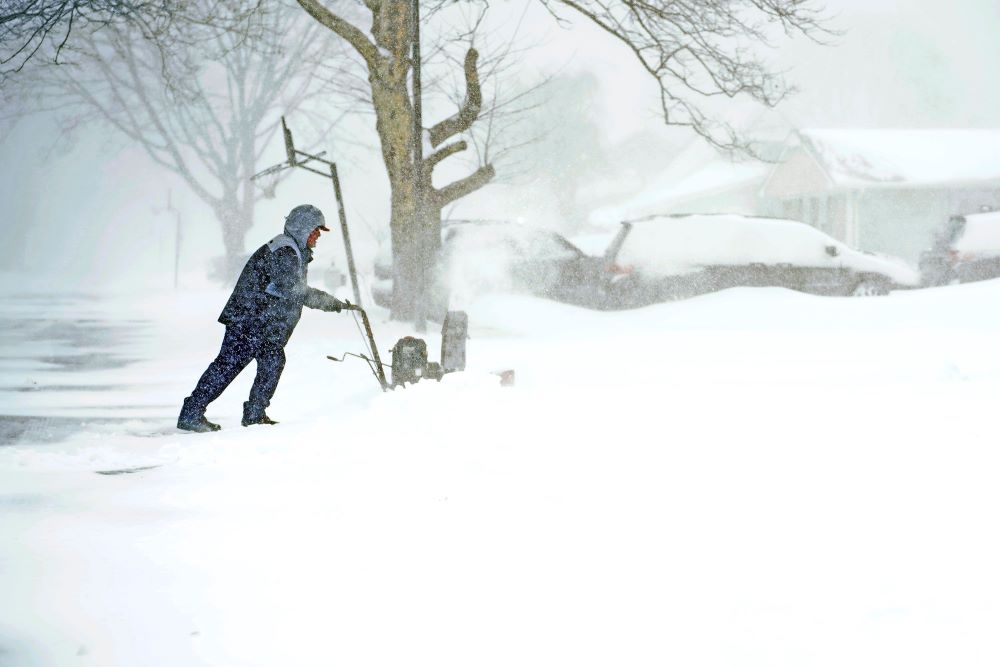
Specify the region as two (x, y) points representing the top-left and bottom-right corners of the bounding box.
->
(328, 307), (468, 391)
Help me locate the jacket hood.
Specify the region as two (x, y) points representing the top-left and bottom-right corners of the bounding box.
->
(283, 204), (328, 249)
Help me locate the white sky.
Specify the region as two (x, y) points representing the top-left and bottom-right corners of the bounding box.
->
(1, 0), (998, 289)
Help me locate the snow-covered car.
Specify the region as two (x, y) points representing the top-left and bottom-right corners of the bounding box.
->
(372, 220), (602, 316)
(919, 211), (1000, 286)
(598, 213), (920, 308)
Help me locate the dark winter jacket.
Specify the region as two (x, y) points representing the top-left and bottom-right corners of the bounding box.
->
(219, 232), (344, 345)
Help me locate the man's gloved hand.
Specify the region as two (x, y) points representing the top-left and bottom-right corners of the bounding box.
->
(315, 292), (358, 312)
(321, 294), (346, 313)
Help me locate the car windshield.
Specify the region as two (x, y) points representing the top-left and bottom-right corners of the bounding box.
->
(945, 216), (966, 244)
(532, 234), (583, 260)
(952, 211), (1000, 254)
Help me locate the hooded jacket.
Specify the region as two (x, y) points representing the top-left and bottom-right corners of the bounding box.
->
(218, 205), (342, 343)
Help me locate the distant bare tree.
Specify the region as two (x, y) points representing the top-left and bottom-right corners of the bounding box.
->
(19, 0), (349, 276)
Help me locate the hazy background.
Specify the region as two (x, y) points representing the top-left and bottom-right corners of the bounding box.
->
(1, 0), (998, 292)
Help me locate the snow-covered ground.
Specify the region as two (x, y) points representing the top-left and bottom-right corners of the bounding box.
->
(2, 281), (1000, 666)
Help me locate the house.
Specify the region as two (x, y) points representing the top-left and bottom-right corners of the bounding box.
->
(760, 130), (1000, 261)
(588, 135), (776, 227)
(586, 108), (791, 229)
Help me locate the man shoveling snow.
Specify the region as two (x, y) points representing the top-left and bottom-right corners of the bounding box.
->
(178, 204), (350, 432)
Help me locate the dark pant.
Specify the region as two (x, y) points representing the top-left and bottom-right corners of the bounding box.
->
(186, 322), (287, 414)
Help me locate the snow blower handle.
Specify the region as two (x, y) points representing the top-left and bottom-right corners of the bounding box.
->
(344, 303), (388, 391)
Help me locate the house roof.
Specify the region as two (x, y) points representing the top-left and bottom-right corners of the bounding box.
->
(588, 109), (792, 226)
(798, 129), (1000, 188)
(588, 159), (768, 226)
(589, 127), (774, 226)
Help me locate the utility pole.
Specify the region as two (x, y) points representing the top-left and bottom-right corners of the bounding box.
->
(412, 0), (423, 173)
(153, 190), (183, 289)
(412, 0), (427, 332)
(169, 191), (182, 290)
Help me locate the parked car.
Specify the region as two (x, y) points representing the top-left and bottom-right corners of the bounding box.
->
(598, 213), (920, 308)
(919, 211), (1000, 286)
(372, 220), (602, 316)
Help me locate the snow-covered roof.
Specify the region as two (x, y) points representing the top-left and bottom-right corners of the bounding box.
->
(589, 159), (768, 226)
(798, 129), (1000, 188)
(590, 110), (791, 227)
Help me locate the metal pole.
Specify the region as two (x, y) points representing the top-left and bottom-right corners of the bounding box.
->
(412, 0), (423, 171)
(172, 194), (182, 290)
(330, 163), (363, 307)
(253, 118), (363, 307)
(412, 0), (429, 330)
(356, 307), (388, 391)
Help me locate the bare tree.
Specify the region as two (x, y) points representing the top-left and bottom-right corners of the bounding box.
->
(20, 0), (349, 276)
(297, 0), (554, 320)
(472, 71), (607, 226)
(294, 0), (826, 319)
(2, 0), (156, 80)
(3, 0), (828, 315)
(537, 0), (829, 151)
(426, 6), (554, 213)
(0, 1), (263, 83)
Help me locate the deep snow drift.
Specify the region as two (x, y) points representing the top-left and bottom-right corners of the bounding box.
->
(2, 280), (1000, 666)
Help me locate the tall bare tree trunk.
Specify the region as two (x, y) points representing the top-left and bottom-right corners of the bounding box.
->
(368, 2), (424, 320)
(296, 0), (494, 321)
(375, 82), (421, 317)
(218, 200), (252, 278)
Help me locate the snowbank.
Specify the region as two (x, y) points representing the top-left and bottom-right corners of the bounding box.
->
(2, 280), (1000, 666)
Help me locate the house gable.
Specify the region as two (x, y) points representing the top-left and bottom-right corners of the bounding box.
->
(760, 146), (833, 200)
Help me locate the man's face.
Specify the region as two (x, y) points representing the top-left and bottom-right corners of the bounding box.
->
(307, 227), (322, 248)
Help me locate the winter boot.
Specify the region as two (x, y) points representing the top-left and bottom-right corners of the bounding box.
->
(177, 397), (221, 433)
(242, 401), (278, 427)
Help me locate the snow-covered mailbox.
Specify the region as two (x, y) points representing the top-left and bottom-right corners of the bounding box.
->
(761, 129), (1000, 263)
(597, 213), (918, 308)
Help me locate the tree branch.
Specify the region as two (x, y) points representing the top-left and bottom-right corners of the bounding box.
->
(428, 47), (482, 147)
(424, 139), (467, 171)
(294, 0), (379, 69)
(544, 0), (830, 153)
(431, 163), (495, 206)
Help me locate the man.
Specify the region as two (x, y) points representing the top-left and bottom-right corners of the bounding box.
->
(178, 204), (349, 432)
